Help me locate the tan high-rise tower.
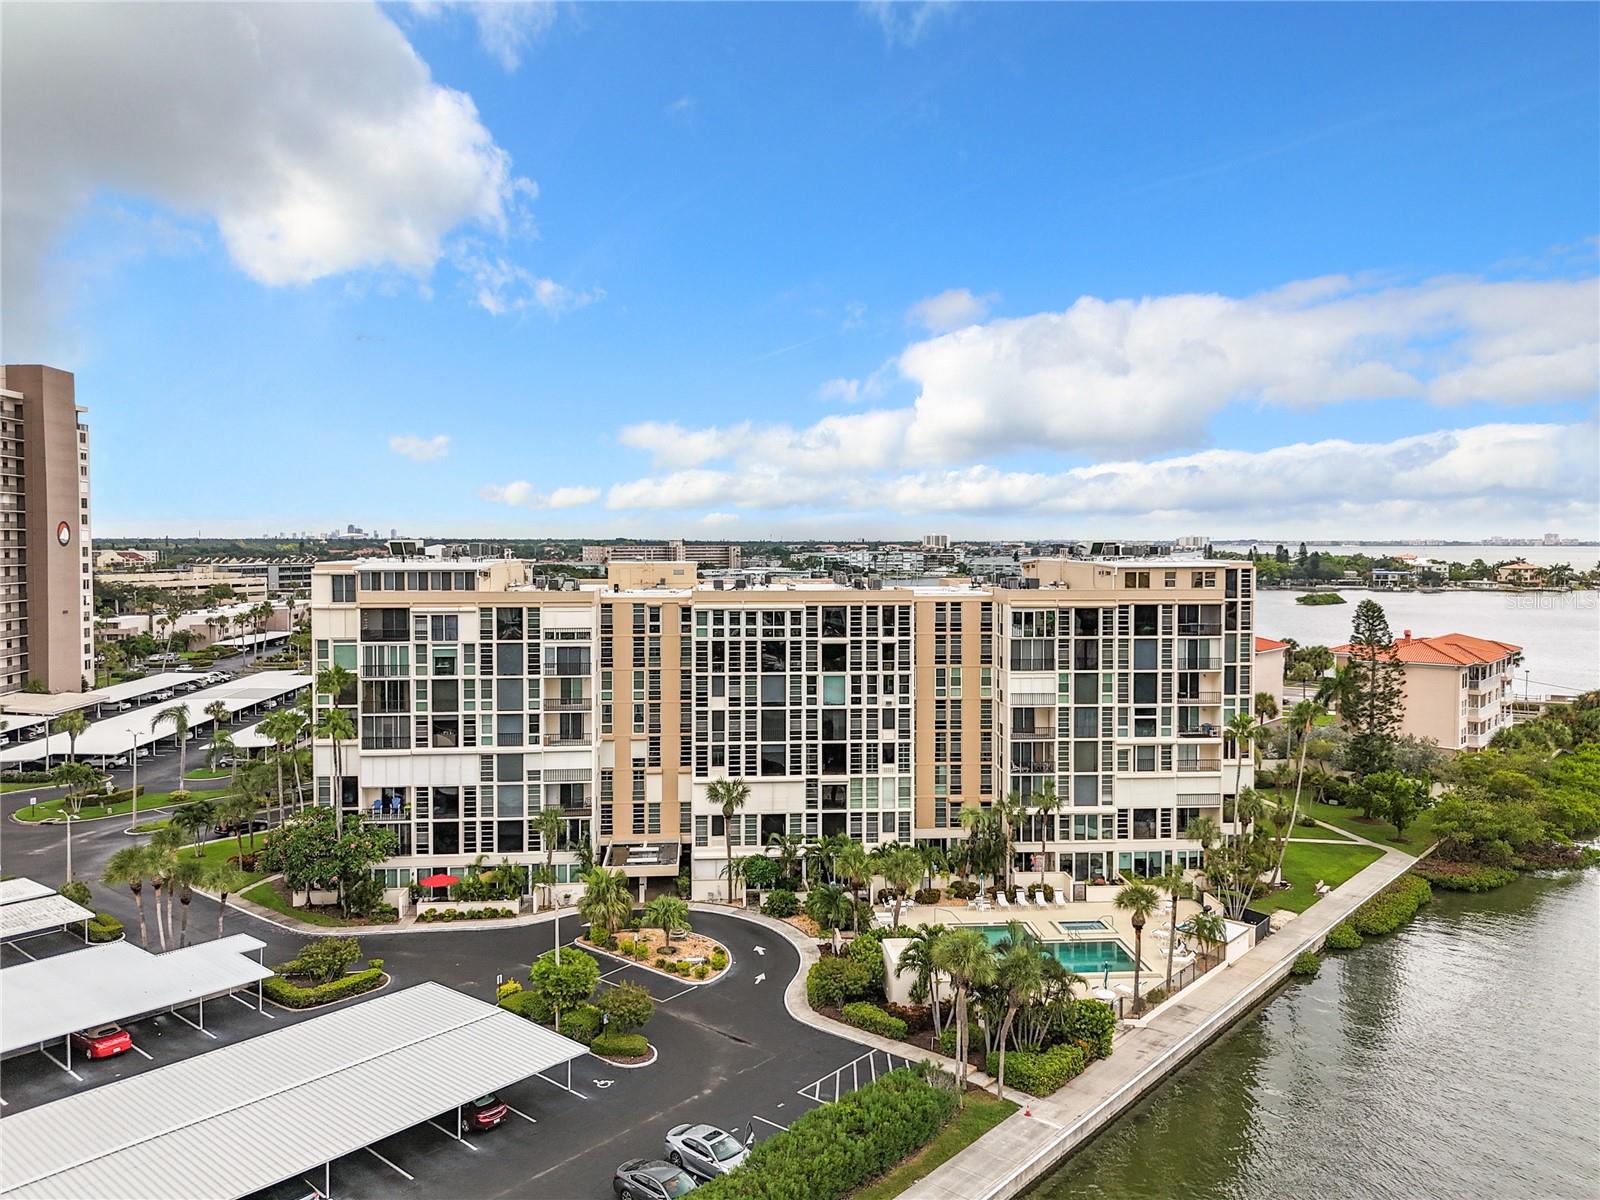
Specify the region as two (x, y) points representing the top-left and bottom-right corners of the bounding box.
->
(0, 365), (93, 694)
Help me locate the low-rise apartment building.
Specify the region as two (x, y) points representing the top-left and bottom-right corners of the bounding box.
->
(310, 553), (1258, 901)
(1331, 630), (1520, 751)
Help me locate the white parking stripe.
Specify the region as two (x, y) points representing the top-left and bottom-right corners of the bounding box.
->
(427, 1120), (481, 1149)
(129, 1044), (155, 1061)
(364, 1146), (415, 1180)
(750, 1114), (789, 1132)
(504, 1104), (539, 1125)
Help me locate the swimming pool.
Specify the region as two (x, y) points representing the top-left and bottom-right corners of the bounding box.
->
(1054, 919), (1111, 934)
(978, 926), (1140, 974)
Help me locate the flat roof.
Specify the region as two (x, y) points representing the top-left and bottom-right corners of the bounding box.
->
(0, 879), (56, 906)
(213, 630), (289, 647)
(0, 982), (590, 1200)
(0, 935), (271, 1055)
(0, 672), (310, 763)
(0, 672), (202, 718)
(0, 894), (94, 941)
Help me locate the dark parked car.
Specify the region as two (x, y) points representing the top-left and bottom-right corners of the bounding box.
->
(460, 1094), (509, 1133)
(613, 1159), (697, 1199)
(71, 1024), (133, 1059)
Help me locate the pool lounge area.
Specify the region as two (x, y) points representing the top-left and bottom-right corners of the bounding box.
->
(976, 925), (1140, 974)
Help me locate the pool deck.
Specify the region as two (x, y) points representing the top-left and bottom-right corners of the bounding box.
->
(902, 844), (1417, 1200)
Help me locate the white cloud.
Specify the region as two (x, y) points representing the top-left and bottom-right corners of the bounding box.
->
(819, 378), (861, 404)
(1, 3), (533, 351)
(604, 422), (1597, 531)
(666, 96), (695, 117)
(480, 481), (600, 510)
(862, 1), (955, 46)
(456, 247), (602, 317)
(407, 2), (556, 71)
(906, 287), (995, 334)
(700, 512), (739, 527)
(389, 434), (451, 463)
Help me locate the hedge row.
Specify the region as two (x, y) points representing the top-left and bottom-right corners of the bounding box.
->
(1351, 874), (1433, 937)
(590, 1032), (650, 1058)
(840, 1002), (909, 1040)
(806, 956), (876, 1008)
(499, 992), (603, 1045)
(263, 967), (384, 1008)
(761, 889), (800, 917)
(1290, 951), (1322, 978)
(416, 906), (516, 922)
(692, 1067), (957, 1200)
(985, 1042), (1087, 1096)
(73, 912), (125, 943)
(1410, 860), (1518, 892)
(1324, 921), (1364, 951)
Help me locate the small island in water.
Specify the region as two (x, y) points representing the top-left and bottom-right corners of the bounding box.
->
(1296, 592), (1347, 605)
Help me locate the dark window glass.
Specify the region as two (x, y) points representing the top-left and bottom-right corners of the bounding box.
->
(1133, 674), (1158, 704)
(821, 708), (848, 740)
(821, 643), (847, 671)
(760, 744), (786, 776)
(821, 606), (847, 638)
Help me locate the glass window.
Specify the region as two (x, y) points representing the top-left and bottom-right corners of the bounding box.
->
(1073, 673), (1097, 703)
(821, 708), (847, 740)
(760, 675), (785, 706)
(330, 575), (356, 602)
(823, 675), (846, 705)
(496, 643), (522, 676)
(332, 642), (357, 670)
(1134, 673), (1158, 704)
(496, 678), (523, 711)
(496, 608), (523, 640)
(496, 714), (523, 745)
(1073, 707), (1097, 736)
(1133, 639), (1158, 670)
(432, 680), (459, 712)
(432, 647), (458, 676)
(822, 643), (847, 671)
(760, 744), (786, 775)
(821, 606), (847, 637)
(760, 710), (786, 740)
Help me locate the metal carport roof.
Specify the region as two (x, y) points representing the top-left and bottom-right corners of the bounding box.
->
(0, 879), (55, 906)
(0, 935), (271, 1055)
(0, 982), (591, 1200)
(0, 895), (94, 942)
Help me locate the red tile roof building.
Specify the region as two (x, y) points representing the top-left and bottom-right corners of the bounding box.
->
(1331, 631), (1521, 750)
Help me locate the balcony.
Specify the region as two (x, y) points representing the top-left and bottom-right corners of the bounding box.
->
(1177, 690), (1222, 703)
(1177, 725), (1220, 739)
(544, 736), (593, 748)
(1176, 757), (1222, 773)
(544, 696), (591, 711)
(365, 804), (412, 822)
(1177, 622), (1222, 636)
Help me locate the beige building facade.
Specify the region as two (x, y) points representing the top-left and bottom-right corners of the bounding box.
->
(0, 365), (92, 695)
(1332, 631), (1520, 751)
(311, 554), (1258, 901)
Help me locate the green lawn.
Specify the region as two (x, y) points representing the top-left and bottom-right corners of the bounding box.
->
(15, 788), (226, 823)
(851, 1091), (1018, 1200)
(177, 836), (268, 884)
(184, 767), (232, 780)
(242, 879), (348, 926)
(1302, 798), (1437, 855)
(1252, 841), (1384, 914)
(1288, 818), (1353, 842)
(1, 780), (62, 793)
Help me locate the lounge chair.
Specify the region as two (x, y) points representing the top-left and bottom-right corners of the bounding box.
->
(1032, 891), (1048, 908)
(996, 892), (1011, 909)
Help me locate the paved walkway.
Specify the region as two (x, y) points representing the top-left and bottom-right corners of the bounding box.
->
(221, 877), (580, 937)
(903, 843), (1418, 1200)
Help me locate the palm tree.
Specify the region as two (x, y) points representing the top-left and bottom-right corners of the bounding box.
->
(767, 832), (805, 887)
(1223, 713), (1260, 844)
(313, 705), (355, 831)
(930, 928), (996, 1099)
(531, 807), (566, 909)
(1190, 910), (1229, 965)
(806, 833), (850, 887)
(832, 842), (870, 931)
(204, 698), (232, 765)
(51, 709), (88, 763)
(894, 923), (948, 1036)
(258, 707), (303, 820)
(171, 796), (217, 856)
(171, 855), (205, 947)
(878, 845), (923, 931)
(1272, 698), (1325, 885)
(991, 924), (1044, 1101)
(577, 867), (632, 938)
(216, 789), (261, 860)
(641, 895), (690, 944)
(205, 863), (251, 940)
(1151, 864), (1195, 997)
(1113, 877), (1162, 1013)
(103, 845), (153, 948)
(707, 778), (750, 903)
(807, 882), (851, 955)
(995, 788), (1034, 892)
(916, 842), (950, 893)
(152, 704), (192, 779)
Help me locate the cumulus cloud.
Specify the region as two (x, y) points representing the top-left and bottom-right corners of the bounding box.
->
(604, 422), (1597, 530)
(456, 248), (603, 316)
(907, 287), (995, 334)
(700, 512), (739, 527)
(480, 481), (600, 510)
(389, 434), (451, 463)
(1, 3), (534, 350)
(618, 272), (1599, 473)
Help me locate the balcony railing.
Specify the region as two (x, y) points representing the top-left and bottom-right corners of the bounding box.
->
(545, 736), (592, 748)
(1177, 726), (1220, 739)
(544, 697), (591, 711)
(1177, 657), (1220, 671)
(1177, 690), (1223, 703)
(1177, 622), (1222, 636)
(1176, 757), (1222, 773)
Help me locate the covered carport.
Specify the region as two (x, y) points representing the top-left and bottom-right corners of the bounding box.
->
(0, 893), (94, 955)
(0, 982), (590, 1200)
(0, 934), (273, 1080)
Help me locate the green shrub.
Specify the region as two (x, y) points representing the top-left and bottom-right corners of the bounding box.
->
(1352, 874), (1433, 936)
(1324, 921), (1364, 951)
(986, 1042), (1087, 1096)
(655, 957), (672, 971)
(591, 1031), (650, 1058)
(287, 937), (361, 984)
(694, 963), (710, 979)
(1064, 999), (1116, 1060)
(840, 1001), (909, 1040)
(913, 887), (942, 905)
(496, 979), (524, 1001)
(59, 880), (93, 907)
(1141, 987), (1167, 1007)
(558, 1002), (603, 1045)
(263, 967), (383, 1009)
(806, 956), (874, 1008)
(761, 889), (800, 917)
(1290, 951), (1322, 978)
(499, 991), (550, 1022)
(845, 934), (887, 991)
(1411, 860), (1518, 892)
(710, 949), (728, 970)
(81, 912), (124, 943)
(600, 982), (655, 1034)
(528, 948), (599, 1024)
(692, 1067), (957, 1200)
(616, 937), (636, 957)
(937, 1026), (958, 1057)
(367, 957), (384, 970)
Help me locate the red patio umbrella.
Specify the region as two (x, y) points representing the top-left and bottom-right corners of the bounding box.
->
(417, 873), (460, 888)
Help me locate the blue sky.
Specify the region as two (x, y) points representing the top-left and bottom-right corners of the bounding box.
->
(3, 2), (1596, 539)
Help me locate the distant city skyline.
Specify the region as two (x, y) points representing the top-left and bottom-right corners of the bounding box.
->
(4, 3), (1596, 540)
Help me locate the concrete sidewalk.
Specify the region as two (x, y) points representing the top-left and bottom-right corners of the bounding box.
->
(903, 846), (1417, 1200)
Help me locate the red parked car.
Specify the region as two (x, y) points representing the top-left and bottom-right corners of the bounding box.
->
(71, 1024), (133, 1059)
(460, 1094), (509, 1134)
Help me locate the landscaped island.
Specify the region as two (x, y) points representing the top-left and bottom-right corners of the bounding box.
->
(1295, 591), (1346, 605)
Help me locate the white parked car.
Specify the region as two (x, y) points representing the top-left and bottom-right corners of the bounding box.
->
(663, 1125), (751, 1179)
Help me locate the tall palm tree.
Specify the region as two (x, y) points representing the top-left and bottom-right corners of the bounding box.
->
(1113, 877), (1162, 1012)
(879, 845), (923, 931)
(258, 707), (303, 821)
(930, 927), (996, 1100)
(1151, 863), (1195, 997)
(204, 698), (232, 771)
(171, 797), (217, 856)
(313, 705), (355, 832)
(171, 855), (205, 947)
(1223, 713), (1260, 845)
(767, 832), (805, 887)
(152, 704), (192, 779)
(707, 778), (750, 903)
(1273, 698), (1325, 885)
(806, 882), (851, 955)
(531, 807), (566, 908)
(641, 895), (690, 944)
(102, 845), (153, 948)
(51, 709), (88, 763)
(916, 842), (950, 893)
(205, 863), (250, 940)
(991, 924), (1044, 1101)
(1190, 910), (1229, 965)
(894, 923), (948, 1036)
(577, 867), (632, 938)
(995, 788), (1035, 892)
(217, 789), (262, 860)
(832, 842), (870, 931)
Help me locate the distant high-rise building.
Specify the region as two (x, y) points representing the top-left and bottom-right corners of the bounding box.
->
(922, 533), (950, 550)
(1543, 532), (1560, 546)
(584, 540), (742, 570)
(0, 365), (93, 694)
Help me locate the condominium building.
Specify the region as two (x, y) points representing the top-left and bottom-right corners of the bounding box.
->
(1331, 631), (1520, 751)
(310, 553), (1257, 901)
(96, 556), (316, 600)
(0, 365), (92, 694)
(581, 541), (742, 571)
